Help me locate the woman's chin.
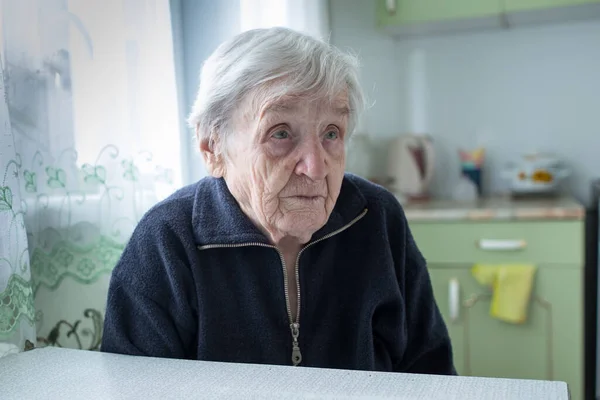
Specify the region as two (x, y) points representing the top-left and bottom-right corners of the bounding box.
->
(277, 214), (328, 243)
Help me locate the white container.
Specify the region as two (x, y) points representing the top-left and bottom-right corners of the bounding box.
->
(502, 153), (569, 194)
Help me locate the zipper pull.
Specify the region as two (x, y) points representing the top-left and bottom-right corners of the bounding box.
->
(290, 322), (302, 366)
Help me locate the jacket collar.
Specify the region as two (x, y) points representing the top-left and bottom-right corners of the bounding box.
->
(192, 175), (367, 246)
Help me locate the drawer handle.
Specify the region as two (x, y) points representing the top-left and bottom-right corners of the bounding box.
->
(477, 239), (527, 251)
(449, 278), (460, 323)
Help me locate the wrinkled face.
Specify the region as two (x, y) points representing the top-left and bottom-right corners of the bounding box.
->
(214, 91), (349, 245)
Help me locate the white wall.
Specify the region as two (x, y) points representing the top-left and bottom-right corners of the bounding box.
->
(330, 0), (600, 205)
(328, 0), (404, 180)
(171, 0), (240, 184)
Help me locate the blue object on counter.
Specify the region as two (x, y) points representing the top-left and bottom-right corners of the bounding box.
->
(462, 165), (482, 196)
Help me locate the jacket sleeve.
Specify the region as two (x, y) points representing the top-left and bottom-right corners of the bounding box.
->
(394, 213), (457, 375)
(101, 213), (198, 359)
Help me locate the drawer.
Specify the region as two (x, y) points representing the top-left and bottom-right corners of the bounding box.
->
(409, 220), (583, 265)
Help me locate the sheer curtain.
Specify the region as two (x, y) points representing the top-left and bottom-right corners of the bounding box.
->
(0, 55), (36, 358)
(0, 0), (182, 356)
(239, 0), (330, 39)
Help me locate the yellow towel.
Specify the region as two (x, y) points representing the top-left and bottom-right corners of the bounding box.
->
(471, 264), (537, 324)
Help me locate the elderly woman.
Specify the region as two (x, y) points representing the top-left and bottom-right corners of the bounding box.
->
(101, 27), (455, 375)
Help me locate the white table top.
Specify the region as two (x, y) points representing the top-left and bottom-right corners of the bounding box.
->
(0, 347), (569, 399)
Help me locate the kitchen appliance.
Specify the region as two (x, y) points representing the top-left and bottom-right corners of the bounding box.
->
(502, 153), (570, 195)
(387, 134), (434, 201)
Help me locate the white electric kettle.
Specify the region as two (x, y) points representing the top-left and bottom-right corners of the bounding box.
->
(387, 134), (435, 201)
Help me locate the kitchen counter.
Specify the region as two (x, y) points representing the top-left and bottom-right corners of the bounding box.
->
(400, 195), (584, 222)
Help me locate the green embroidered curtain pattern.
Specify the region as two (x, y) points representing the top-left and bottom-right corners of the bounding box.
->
(0, 0), (183, 356)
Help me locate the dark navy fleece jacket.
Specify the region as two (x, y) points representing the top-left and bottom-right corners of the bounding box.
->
(101, 174), (456, 375)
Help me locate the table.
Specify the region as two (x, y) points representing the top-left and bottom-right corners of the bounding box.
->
(0, 347), (569, 399)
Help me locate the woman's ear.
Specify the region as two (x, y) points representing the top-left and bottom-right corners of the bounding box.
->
(198, 130), (225, 178)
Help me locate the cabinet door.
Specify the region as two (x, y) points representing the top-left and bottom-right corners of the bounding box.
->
(428, 265), (583, 400)
(377, 0), (502, 26)
(410, 221), (583, 266)
(504, 0), (600, 12)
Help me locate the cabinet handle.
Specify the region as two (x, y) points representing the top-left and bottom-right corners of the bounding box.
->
(385, 0), (397, 14)
(449, 278), (460, 323)
(476, 239), (527, 251)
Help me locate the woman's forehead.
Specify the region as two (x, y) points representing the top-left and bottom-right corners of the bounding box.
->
(233, 84), (350, 127)
(256, 92), (350, 118)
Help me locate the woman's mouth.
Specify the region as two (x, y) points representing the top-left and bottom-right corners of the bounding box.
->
(288, 195), (323, 203)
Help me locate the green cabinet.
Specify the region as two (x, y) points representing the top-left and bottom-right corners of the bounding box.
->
(376, 0), (600, 30)
(376, 0), (502, 25)
(411, 220), (584, 400)
(504, 0), (600, 12)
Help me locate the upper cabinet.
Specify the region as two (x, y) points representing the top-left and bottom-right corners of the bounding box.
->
(505, 0), (600, 12)
(377, 0), (501, 25)
(377, 0), (600, 37)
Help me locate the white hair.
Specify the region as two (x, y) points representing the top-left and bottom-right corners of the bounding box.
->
(187, 27), (365, 153)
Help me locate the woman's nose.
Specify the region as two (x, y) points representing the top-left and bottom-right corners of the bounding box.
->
(294, 139), (327, 181)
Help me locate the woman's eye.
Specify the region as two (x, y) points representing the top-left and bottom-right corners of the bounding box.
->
(325, 130), (338, 140)
(272, 130), (290, 139)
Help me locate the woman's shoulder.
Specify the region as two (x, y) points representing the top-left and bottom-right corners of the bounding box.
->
(140, 182), (197, 224)
(342, 173), (405, 215)
(133, 177), (218, 239)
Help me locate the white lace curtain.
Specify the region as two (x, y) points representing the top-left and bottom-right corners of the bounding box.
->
(0, 0), (183, 356)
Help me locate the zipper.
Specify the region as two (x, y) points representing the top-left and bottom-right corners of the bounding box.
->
(197, 207), (368, 366)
